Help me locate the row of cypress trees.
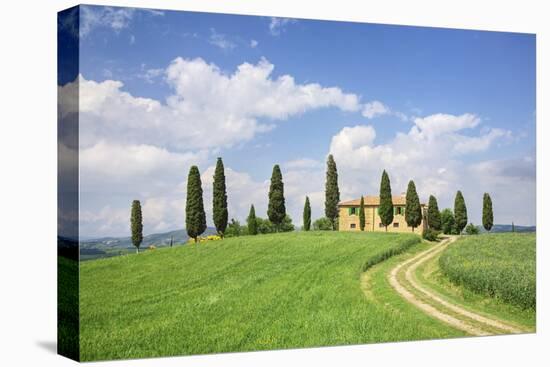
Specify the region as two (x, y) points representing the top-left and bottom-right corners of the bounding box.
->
(130, 154), (496, 251)
(299, 157), (425, 233)
(186, 160), (291, 242)
(426, 191), (494, 233)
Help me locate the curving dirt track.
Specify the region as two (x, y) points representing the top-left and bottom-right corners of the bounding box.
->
(387, 236), (526, 336)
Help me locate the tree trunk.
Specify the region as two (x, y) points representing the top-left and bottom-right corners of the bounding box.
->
(385, 226), (388, 232)
(194, 237), (198, 243)
(136, 247), (139, 254)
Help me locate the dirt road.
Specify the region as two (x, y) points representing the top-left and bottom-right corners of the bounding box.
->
(388, 236), (526, 336)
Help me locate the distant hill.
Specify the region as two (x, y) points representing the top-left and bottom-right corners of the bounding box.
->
(479, 224), (536, 233)
(79, 227), (218, 260)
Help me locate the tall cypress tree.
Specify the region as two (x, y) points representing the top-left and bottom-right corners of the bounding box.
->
(427, 195), (441, 230)
(359, 196), (366, 231)
(247, 204), (258, 235)
(303, 196), (311, 231)
(268, 165), (286, 230)
(212, 157), (228, 238)
(482, 193), (494, 231)
(454, 190), (468, 234)
(378, 170), (394, 231)
(325, 154), (340, 230)
(130, 200), (143, 253)
(405, 180), (422, 232)
(186, 165), (207, 243)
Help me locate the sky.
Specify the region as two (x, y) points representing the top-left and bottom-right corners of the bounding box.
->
(58, 5), (536, 238)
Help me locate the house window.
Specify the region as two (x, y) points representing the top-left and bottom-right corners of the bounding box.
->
(350, 223), (356, 229)
(350, 207), (357, 215)
(393, 223), (399, 228)
(379, 223), (385, 228)
(396, 207), (403, 215)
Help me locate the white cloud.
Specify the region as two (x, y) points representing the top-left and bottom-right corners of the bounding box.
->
(411, 113), (480, 138)
(250, 39), (259, 48)
(453, 128), (511, 154)
(362, 100), (390, 119)
(129, 34), (136, 45)
(269, 17), (297, 36)
(327, 113), (529, 225)
(362, 100), (408, 121)
(208, 28), (236, 50)
(66, 57), (361, 151)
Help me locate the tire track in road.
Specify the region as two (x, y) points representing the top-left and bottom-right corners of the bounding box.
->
(388, 236), (526, 336)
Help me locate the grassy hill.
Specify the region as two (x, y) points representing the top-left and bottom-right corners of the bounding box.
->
(79, 231), (466, 361)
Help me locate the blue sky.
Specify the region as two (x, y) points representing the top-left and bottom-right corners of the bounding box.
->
(60, 5), (536, 237)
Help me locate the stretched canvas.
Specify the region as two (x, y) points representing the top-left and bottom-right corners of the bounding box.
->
(58, 4), (536, 362)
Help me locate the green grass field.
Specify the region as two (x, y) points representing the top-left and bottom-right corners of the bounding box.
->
(58, 256), (79, 360)
(79, 231), (467, 361)
(439, 233), (536, 310)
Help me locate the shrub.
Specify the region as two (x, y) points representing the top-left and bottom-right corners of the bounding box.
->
(440, 208), (458, 234)
(422, 228), (440, 241)
(225, 218), (243, 237)
(313, 217), (333, 231)
(465, 223), (480, 235)
(279, 215), (295, 232)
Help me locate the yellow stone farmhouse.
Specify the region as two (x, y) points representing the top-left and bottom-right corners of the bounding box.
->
(338, 194), (427, 233)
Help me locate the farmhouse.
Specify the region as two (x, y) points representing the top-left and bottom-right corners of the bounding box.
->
(338, 194), (427, 233)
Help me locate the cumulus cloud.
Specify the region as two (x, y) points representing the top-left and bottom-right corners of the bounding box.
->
(64, 57), (361, 151)
(250, 39), (259, 48)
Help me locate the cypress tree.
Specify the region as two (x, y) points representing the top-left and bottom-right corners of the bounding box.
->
(359, 196), (366, 231)
(324, 154), (340, 230)
(303, 196), (311, 231)
(268, 165), (286, 230)
(212, 157), (228, 238)
(378, 170), (394, 231)
(405, 180), (422, 232)
(482, 193), (494, 231)
(427, 195), (441, 230)
(186, 165), (207, 243)
(247, 204), (258, 235)
(130, 200), (143, 253)
(454, 190), (468, 234)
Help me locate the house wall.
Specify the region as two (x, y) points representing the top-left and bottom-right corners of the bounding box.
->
(338, 206), (426, 234)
